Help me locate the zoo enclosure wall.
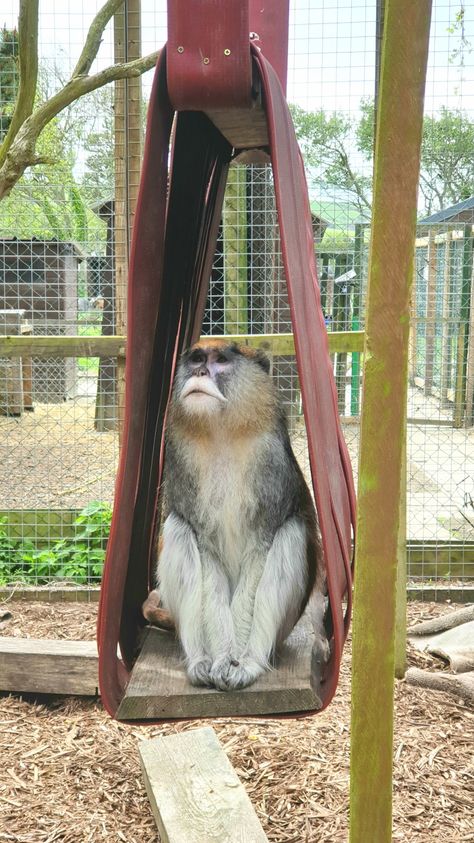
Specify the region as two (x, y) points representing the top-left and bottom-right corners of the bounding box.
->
(0, 0), (473, 600)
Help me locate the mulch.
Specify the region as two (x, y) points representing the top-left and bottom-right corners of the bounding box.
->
(0, 600), (472, 842)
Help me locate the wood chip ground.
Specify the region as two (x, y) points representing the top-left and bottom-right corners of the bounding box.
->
(0, 600), (472, 842)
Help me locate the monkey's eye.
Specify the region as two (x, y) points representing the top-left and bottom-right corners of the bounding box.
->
(189, 350), (207, 365)
(216, 353), (230, 364)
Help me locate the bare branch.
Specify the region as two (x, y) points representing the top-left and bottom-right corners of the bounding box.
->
(0, 0), (39, 169)
(35, 51), (159, 135)
(0, 50), (159, 201)
(72, 0), (124, 78)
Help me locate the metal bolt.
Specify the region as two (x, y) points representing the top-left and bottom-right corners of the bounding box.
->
(224, 49), (231, 56)
(203, 57), (210, 65)
(177, 46), (184, 53)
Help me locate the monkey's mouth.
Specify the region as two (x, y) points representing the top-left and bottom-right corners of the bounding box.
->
(181, 377), (227, 403)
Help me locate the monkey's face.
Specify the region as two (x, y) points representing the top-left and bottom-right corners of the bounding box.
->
(170, 342), (275, 432)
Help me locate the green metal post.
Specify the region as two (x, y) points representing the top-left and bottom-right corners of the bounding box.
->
(453, 226), (474, 427)
(351, 223), (364, 415)
(349, 3), (432, 842)
(223, 164), (248, 334)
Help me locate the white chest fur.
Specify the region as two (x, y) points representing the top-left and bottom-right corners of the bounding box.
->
(183, 433), (262, 582)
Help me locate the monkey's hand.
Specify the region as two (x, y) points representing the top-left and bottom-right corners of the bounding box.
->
(142, 589), (175, 631)
(210, 655), (265, 691)
(187, 657), (213, 687)
(208, 654), (242, 691)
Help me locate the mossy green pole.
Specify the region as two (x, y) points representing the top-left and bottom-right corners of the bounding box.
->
(223, 164), (248, 334)
(349, 3), (432, 842)
(350, 223), (364, 416)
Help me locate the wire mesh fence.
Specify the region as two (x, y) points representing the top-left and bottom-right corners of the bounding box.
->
(0, 0), (473, 597)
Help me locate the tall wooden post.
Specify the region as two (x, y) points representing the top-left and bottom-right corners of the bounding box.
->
(440, 231), (452, 406)
(349, 3), (432, 842)
(424, 229), (437, 396)
(223, 164), (248, 334)
(114, 0), (142, 441)
(351, 223), (364, 416)
(453, 226), (474, 427)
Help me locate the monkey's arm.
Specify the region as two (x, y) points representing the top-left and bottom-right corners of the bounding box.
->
(220, 516), (320, 690)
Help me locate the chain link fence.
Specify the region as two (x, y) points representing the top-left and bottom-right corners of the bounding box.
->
(0, 0), (473, 598)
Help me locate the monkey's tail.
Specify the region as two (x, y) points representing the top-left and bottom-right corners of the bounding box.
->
(142, 588), (176, 632)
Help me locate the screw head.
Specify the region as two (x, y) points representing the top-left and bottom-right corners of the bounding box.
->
(224, 49), (231, 56)
(177, 46), (184, 53)
(203, 57), (210, 65)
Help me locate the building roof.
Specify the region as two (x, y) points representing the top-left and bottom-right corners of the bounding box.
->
(419, 196), (474, 226)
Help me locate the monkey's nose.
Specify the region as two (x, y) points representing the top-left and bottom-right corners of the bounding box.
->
(196, 365), (210, 377)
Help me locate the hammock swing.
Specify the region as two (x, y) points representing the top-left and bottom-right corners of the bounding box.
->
(97, 0), (356, 721)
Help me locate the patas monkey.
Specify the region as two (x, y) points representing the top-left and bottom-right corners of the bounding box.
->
(143, 341), (325, 690)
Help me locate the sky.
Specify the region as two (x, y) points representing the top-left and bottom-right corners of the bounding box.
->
(2, 0), (473, 116)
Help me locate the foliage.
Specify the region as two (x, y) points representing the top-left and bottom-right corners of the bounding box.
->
(0, 0), (157, 201)
(0, 27), (18, 142)
(0, 110), (106, 248)
(0, 516), (22, 583)
(421, 108), (474, 213)
(292, 99), (474, 218)
(81, 87), (115, 206)
(447, 2), (472, 68)
(0, 502), (112, 586)
(290, 103), (372, 214)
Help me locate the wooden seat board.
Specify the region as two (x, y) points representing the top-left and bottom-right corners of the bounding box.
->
(117, 616), (322, 720)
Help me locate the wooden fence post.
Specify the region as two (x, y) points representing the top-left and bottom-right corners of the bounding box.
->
(113, 0), (142, 443)
(0, 310), (25, 416)
(223, 164), (248, 335)
(349, 3), (432, 842)
(424, 229), (437, 396)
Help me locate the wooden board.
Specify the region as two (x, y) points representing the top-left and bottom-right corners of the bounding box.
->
(138, 726), (268, 842)
(206, 107), (268, 148)
(0, 637), (98, 696)
(0, 330), (365, 359)
(117, 617), (322, 720)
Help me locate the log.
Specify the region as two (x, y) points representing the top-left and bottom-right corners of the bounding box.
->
(138, 727), (268, 843)
(405, 667), (474, 706)
(408, 605), (474, 636)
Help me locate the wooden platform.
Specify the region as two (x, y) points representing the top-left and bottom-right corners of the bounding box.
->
(0, 636), (98, 696)
(139, 727), (268, 842)
(117, 618), (323, 721)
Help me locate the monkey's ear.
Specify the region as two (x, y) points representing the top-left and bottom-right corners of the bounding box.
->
(254, 349), (271, 374)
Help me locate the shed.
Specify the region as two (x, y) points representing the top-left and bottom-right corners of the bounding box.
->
(0, 238), (83, 402)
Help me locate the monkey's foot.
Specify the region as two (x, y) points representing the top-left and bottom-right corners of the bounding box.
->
(209, 655), (242, 691)
(187, 657), (213, 687)
(211, 656), (265, 691)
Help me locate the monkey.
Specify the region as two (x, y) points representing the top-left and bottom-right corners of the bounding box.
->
(142, 340), (326, 691)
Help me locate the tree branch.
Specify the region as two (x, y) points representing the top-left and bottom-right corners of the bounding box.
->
(72, 0), (124, 79)
(0, 50), (159, 201)
(0, 0), (39, 169)
(35, 51), (159, 135)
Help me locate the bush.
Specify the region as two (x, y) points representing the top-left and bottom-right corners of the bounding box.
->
(0, 502), (112, 586)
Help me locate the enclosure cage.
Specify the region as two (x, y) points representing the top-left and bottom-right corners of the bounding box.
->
(0, 0), (472, 601)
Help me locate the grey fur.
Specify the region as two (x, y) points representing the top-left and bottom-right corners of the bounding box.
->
(157, 344), (323, 690)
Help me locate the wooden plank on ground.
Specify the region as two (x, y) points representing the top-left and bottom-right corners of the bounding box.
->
(138, 727), (268, 843)
(0, 587), (101, 602)
(117, 616), (321, 720)
(0, 637), (98, 696)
